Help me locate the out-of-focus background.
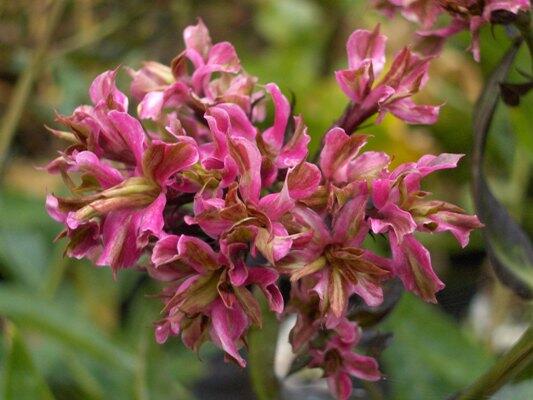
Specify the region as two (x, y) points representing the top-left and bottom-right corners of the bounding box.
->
(0, 1), (531, 399)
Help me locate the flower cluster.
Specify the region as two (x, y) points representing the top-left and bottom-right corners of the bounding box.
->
(373, 0), (530, 60)
(45, 20), (482, 400)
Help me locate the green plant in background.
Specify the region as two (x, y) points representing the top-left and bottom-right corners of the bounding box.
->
(0, 1), (531, 400)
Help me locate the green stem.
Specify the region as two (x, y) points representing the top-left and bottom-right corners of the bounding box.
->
(248, 293), (280, 400)
(0, 0), (66, 174)
(456, 326), (533, 400)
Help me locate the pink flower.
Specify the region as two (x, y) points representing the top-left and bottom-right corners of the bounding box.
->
(367, 153), (483, 301)
(307, 319), (380, 400)
(335, 25), (440, 131)
(374, 0), (531, 61)
(280, 197), (391, 318)
(46, 72), (199, 273)
(151, 235), (282, 367)
(130, 19), (261, 124)
(259, 84), (311, 187)
(43, 20), (485, 397)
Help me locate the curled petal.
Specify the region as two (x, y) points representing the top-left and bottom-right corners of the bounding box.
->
(142, 140), (199, 187)
(346, 26), (387, 74)
(183, 18), (212, 59)
(89, 69), (128, 111)
(319, 127), (367, 183)
(106, 111), (146, 168)
(73, 151), (124, 189)
(277, 115), (311, 168)
(287, 161), (321, 200)
(391, 233), (444, 302)
(247, 267), (284, 314)
(347, 151), (390, 181)
(344, 352), (381, 381)
(327, 372), (353, 400)
(152, 234), (180, 267)
(228, 137), (262, 204)
(178, 235), (219, 273)
(210, 299), (248, 368)
(263, 83), (290, 151)
(382, 97), (440, 125)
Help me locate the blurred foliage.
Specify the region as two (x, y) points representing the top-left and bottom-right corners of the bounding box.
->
(0, 0), (531, 399)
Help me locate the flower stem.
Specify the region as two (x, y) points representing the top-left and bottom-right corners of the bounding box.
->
(455, 326), (533, 400)
(248, 293), (280, 400)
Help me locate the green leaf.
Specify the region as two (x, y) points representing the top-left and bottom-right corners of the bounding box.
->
(0, 285), (138, 373)
(0, 228), (50, 288)
(382, 294), (493, 399)
(248, 293), (280, 400)
(472, 40), (533, 299)
(2, 321), (56, 400)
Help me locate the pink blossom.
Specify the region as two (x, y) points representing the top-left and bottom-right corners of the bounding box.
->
(307, 319), (380, 400)
(335, 25), (440, 131)
(151, 235), (282, 366)
(374, 0), (531, 61)
(43, 20), (485, 400)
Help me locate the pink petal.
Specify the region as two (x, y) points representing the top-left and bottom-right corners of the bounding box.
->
(347, 151), (390, 181)
(128, 61), (173, 100)
(152, 234), (180, 267)
(210, 299), (248, 368)
(106, 111), (146, 169)
(73, 151), (124, 188)
(351, 277), (384, 307)
(215, 103), (257, 140)
(46, 194), (66, 223)
(246, 267), (284, 313)
(332, 190), (368, 243)
(346, 26), (387, 74)
(327, 372), (353, 400)
(137, 91), (164, 120)
(277, 115), (311, 168)
(292, 206), (332, 244)
(335, 64), (373, 103)
(384, 97), (440, 125)
(97, 211), (143, 272)
(228, 137), (262, 204)
(319, 127), (367, 183)
(390, 233), (444, 302)
(416, 153), (463, 177)
(142, 139), (199, 187)
(429, 211), (483, 248)
(89, 69), (128, 111)
(177, 235), (219, 273)
(287, 161), (321, 200)
(183, 18), (212, 59)
(369, 202), (417, 242)
(137, 192), (167, 247)
(344, 352), (381, 381)
(263, 83), (290, 151)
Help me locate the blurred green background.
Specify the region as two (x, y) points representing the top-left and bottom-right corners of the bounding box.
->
(0, 1), (531, 399)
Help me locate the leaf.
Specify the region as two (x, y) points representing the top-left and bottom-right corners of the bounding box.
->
(382, 294), (494, 399)
(472, 40), (533, 299)
(2, 321), (56, 400)
(0, 285), (138, 372)
(248, 292), (280, 400)
(0, 228), (50, 288)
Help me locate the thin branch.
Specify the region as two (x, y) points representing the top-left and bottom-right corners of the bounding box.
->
(0, 0), (66, 174)
(455, 326), (533, 400)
